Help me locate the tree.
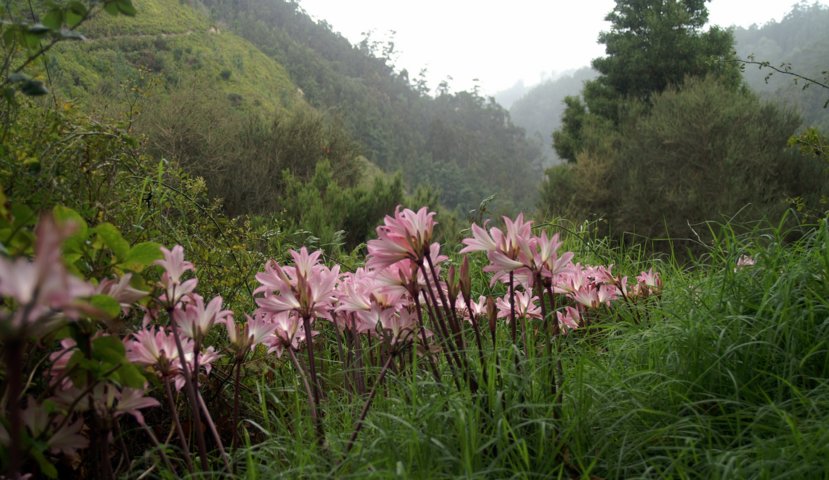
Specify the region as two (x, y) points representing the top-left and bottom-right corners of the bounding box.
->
(553, 0), (741, 162)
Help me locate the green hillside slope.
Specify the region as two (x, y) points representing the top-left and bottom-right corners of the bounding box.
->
(48, 0), (300, 113)
(200, 0), (543, 214)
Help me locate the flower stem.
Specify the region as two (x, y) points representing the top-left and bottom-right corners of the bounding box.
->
(197, 391), (232, 473)
(343, 351), (396, 456)
(169, 315), (210, 471)
(3, 338), (23, 479)
(232, 357), (243, 448)
(164, 378), (194, 474)
(288, 347), (324, 447)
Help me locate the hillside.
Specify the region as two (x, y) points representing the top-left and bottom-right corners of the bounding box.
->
(733, 2), (829, 131)
(507, 68), (597, 166)
(199, 0), (543, 214)
(48, 0), (301, 114)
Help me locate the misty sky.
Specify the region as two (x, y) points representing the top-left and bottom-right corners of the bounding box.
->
(298, 0), (827, 95)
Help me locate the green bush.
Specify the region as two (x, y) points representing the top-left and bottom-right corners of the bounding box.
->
(540, 76), (829, 254)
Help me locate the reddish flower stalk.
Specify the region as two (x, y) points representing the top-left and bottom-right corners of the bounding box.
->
(460, 291), (489, 388)
(3, 338), (23, 480)
(301, 314), (322, 419)
(545, 282), (564, 418)
(418, 255), (468, 390)
(343, 351), (396, 456)
(196, 391), (232, 473)
(168, 313), (210, 472)
(509, 272), (517, 347)
(422, 255), (476, 393)
(411, 293), (444, 385)
(164, 377), (194, 474)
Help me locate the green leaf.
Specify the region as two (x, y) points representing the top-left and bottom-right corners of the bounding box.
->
(66, 1), (87, 27)
(2, 86), (15, 105)
(121, 242), (162, 271)
(52, 205), (88, 238)
(23, 31), (42, 49)
(103, 1), (120, 15)
(29, 446), (58, 479)
(116, 0), (137, 16)
(2, 25), (18, 46)
(42, 9), (64, 31)
(117, 362), (146, 388)
(89, 294), (121, 320)
(94, 223), (129, 261)
(92, 335), (126, 364)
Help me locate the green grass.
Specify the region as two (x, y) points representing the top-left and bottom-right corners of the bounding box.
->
(201, 218), (829, 479)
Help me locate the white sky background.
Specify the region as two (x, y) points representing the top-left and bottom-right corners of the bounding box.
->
(297, 0), (827, 96)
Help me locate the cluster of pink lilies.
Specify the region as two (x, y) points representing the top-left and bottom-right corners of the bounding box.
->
(0, 206), (661, 478)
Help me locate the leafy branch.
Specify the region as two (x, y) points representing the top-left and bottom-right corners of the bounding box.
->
(736, 56), (829, 107)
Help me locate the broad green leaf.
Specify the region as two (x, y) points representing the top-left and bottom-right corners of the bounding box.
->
(67, 1), (88, 16)
(117, 363), (147, 388)
(2, 86), (15, 104)
(29, 446), (58, 479)
(42, 9), (64, 31)
(2, 26), (18, 46)
(116, 0), (137, 16)
(103, 1), (120, 15)
(10, 202), (35, 229)
(121, 242), (162, 271)
(23, 32), (42, 49)
(89, 294), (122, 320)
(66, 1), (87, 27)
(52, 205), (88, 238)
(92, 335), (126, 364)
(94, 223), (129, 261)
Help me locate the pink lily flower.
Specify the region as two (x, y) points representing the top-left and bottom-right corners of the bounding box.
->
(556, 306), (580, 333)
(0, 215), (94, 339)
(155, 245), (198, 305)
(366, 206), (438, 269)
(495, 290), (542, 322)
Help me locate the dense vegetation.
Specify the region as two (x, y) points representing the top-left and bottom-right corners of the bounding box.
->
(198, 0), (543, 214)
(1, 0), (829, 479)
(542, 0), (829, 254)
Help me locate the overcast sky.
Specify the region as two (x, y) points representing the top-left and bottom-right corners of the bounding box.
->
(298, 0), (825, 95)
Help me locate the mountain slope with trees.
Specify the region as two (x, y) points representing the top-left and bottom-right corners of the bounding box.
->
(733, 1), (829, 131)
(199, 0), (543, 214)
(508, 68), (597, 166)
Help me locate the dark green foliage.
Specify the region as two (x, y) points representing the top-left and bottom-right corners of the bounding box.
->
(610, 77), (820, 245)
(551, 96), (589, 163)
(137, 84), (361, 217)
(593, 0), (740, 102)
(0, 101), (291, 311)
(542, 77), (829, 253)
(279, 160), (405, 252)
